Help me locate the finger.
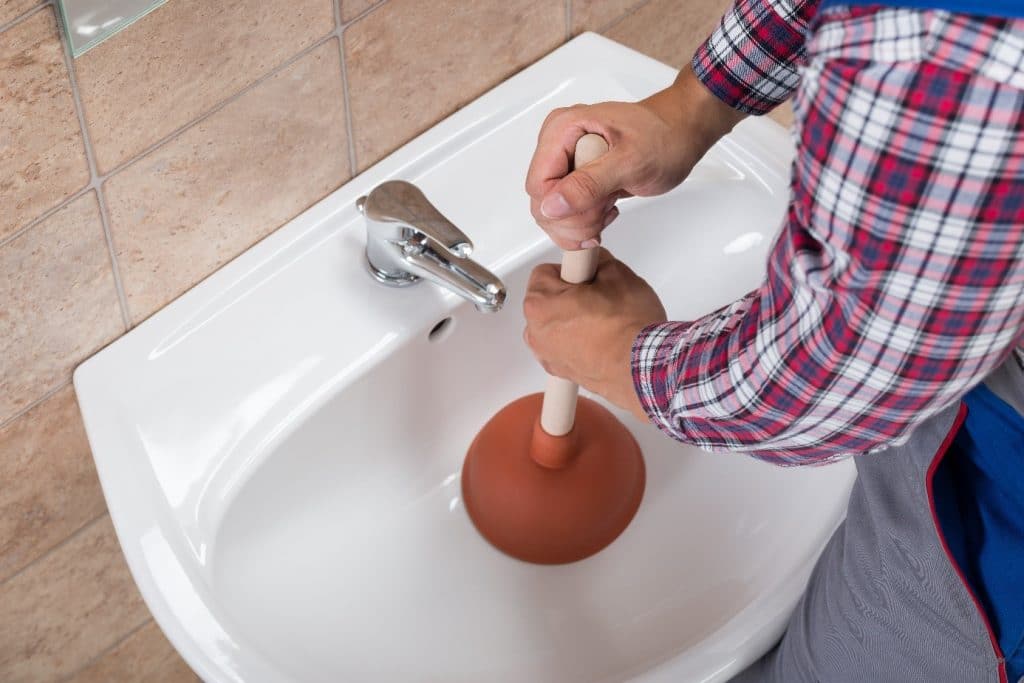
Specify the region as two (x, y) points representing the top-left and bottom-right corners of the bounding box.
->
(526, 263), (563, 296)
(525, 107), (586, 199)
(579, 207), (620, 248)
(540, 153), (629, 220)
(530, 199), (612, 250)
(531, 196), (619, 249)
(578, 208), (618, 248)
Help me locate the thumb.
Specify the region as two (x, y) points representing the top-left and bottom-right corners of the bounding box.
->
(539, 154), (625, 220)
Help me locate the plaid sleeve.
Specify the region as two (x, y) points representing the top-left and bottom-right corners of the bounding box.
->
(692, 0), (820, 115)
(634, 9), (1024, 465)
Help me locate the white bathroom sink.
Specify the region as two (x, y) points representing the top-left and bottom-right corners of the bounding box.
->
(75, 33), (855, 683)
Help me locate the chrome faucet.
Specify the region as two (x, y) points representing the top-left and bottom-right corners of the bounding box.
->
(357, 181), (506, 312)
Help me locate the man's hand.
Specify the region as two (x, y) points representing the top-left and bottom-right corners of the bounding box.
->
(524, 65), (745, 250)
(523, 249), (667, 420)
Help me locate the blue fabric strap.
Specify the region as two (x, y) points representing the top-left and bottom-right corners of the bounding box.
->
(934, 384), (1024, 681)
(820, 1), (1024, 18)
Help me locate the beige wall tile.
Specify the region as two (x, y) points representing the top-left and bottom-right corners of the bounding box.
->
(571, 0), (644, 34)
(0, 515), (150, 682)
(105, 39), (350, 324)
(0, 191), (123, 424)
(345, 0), (565, 171)
(0, 0), (41, 26)
(0, 386), (105, 583)
(604, 0), (730, 69)
(67, 620), (198, 683)
(0, 7), (90, 241)
(340, 0), (380, 23)
(74, 0), (334, 173)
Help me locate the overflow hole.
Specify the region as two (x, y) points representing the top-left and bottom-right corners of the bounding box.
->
(427, 317), (455, 343)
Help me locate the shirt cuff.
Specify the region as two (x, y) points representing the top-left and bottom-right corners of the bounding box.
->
(692, 0), (814, 115)
(631, 321), (695, 442)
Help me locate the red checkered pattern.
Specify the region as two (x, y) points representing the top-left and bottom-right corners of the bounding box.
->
(633, 2), (1024, 464)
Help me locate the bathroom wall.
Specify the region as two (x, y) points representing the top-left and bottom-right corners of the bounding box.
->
(0, 0), (790, 679)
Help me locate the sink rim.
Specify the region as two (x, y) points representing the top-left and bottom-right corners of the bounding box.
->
(71, 31), (843, 683)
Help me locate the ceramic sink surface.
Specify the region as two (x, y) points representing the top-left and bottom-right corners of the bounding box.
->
(75, 34), (855, 683)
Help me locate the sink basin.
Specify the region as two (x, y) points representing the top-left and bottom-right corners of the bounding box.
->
(75, 33), (855, 683)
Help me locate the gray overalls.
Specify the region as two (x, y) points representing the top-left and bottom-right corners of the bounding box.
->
(731, 359), (1022, 682)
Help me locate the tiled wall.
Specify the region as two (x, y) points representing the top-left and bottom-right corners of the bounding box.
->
(0, 0), (789, 679)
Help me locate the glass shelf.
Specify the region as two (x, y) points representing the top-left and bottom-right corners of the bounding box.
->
(58, 0), (167, 57)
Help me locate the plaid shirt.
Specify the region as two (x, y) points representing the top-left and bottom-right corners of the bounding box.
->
(632, 1), (1024, 465)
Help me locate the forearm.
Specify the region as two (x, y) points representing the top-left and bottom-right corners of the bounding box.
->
(633, 211), (1024, 465)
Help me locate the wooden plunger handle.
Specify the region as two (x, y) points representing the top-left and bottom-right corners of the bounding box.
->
(539, 133), (610, 437)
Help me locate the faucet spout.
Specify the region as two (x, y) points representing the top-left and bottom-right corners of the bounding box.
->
(402, 238), (507, 312)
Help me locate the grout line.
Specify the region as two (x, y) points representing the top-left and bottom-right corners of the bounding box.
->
(58, 616), (154, 682)
(0, 0), (48, 35)
(339, 0), (387, 27)
(599, 0), (656, 34)
(0, 378), (71, 432)
(565, 0), (572, 40)
(0, 184), (93, 250)
(54, 4), (133, 329)
(0, 511), (107, 588)
(93, 188), (133, 328)
(336, 17), (359, 174)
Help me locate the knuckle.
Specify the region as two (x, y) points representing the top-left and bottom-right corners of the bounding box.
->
(566, 171), (604, 203)
(525, 274), (539, 292)
(528, 198), (544, 219)
(581, 205), (607, 226)
(523, 298), (541, 323)
(543, 104), (587, 130)
(543, 107), (568, 127)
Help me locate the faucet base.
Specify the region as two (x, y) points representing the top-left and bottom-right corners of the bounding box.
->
(365, 252), (421, 288)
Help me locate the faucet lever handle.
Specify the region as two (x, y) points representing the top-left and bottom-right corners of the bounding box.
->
(359, 180), (473, 257)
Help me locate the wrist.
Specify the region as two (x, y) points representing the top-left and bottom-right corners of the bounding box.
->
(597, 320), (653, 423)
(640, 63), (745, 157)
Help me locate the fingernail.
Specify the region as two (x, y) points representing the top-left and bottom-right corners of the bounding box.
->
(581, 238), (600, 249)
(540, 193), (571, 219)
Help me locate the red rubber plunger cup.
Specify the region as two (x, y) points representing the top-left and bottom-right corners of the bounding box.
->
(461, 134), (645, 564)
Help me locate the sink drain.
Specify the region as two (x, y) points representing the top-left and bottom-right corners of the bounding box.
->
(427, 317), (455, 343)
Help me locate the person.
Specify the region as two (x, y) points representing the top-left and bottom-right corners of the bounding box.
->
(522, 1), (1024, 681)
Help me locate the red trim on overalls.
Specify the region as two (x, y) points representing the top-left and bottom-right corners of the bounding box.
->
(925, 403), (1009, 683)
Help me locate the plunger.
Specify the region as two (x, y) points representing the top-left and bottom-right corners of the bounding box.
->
(461, 134), (645, 564)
